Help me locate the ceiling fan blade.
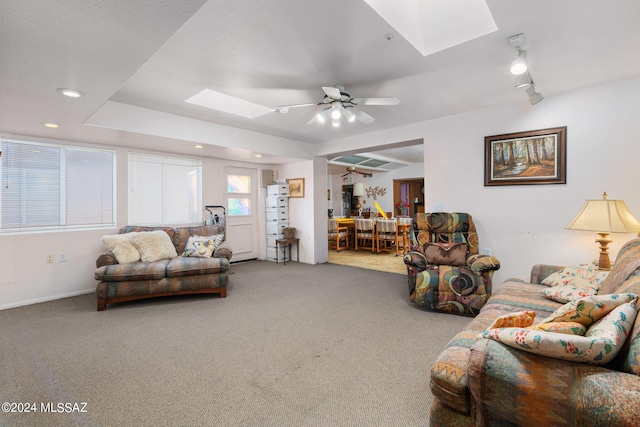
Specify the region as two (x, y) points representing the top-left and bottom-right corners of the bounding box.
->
(351, 97), (400, 106)
(352, 107), (375, 124)
(322, 86), (341, 100)
(306, 107), (332, 125)
(276, 102), (317, 113)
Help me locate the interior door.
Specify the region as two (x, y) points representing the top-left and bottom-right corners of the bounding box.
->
(224, 167), (258, 261)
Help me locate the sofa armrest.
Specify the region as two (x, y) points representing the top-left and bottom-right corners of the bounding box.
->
(469, 339), (640, 426)
(529, 264), (565, 284)
(466, 254), (500, 275)
(96, 251), (118, 268)
(403, 250), (427, 272)
(213, 241), (233, 261)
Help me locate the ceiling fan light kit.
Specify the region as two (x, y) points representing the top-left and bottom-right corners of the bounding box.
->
(278, 85), (399, 127)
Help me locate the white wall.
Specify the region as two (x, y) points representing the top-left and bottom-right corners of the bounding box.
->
(3, 76), (639, 309)
(322, 76), (640, 285)
(0, 146), (276, 310)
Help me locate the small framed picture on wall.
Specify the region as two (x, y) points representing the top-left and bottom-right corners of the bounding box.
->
(287, 178), (305, 198)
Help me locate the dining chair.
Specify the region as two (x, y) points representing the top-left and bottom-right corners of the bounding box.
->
(354, 218), (375, 252)
(328, 218), (348, 252)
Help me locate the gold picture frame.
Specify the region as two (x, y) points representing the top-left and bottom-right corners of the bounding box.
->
(287, 178), (305, 198)
(484, 126), (567, 186)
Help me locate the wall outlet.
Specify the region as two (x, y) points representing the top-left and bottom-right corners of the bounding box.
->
(46, 254), (55, 264)
(434, 202), (444, 211)
(59, 253), (68, 262)
(481, 247), (492, 256)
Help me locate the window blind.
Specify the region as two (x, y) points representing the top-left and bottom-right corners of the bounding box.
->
(0, 138), (115, 233)
(128, 152), (202, 225)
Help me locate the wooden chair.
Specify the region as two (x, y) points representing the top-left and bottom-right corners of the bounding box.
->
(354, 218), (375, 252)
(328, 219), (348, 252)
(376, 218), (400, 256)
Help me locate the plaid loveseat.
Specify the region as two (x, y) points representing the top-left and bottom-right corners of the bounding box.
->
(430, 238), (640, 426)
(95, 224), (232, 311)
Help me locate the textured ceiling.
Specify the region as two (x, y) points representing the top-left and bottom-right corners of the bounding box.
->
(2, 1), (640, 167)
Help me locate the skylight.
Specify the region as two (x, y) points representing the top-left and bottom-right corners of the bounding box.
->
(363, 0), (497, 56)
(185, 89), (274, 119)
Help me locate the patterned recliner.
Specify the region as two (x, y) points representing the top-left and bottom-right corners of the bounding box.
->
(403, 212), (500, 316)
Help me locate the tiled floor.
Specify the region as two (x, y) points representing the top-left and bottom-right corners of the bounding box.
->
(328, 248), (407, 275)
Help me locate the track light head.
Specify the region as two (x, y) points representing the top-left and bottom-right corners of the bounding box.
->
(526, 85), (544, 105)
(514, 72), (532, 88)
(510, 49), (528, 75)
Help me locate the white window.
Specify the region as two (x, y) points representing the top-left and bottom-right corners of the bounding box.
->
(0, 137), (115, 233)
(128, 152), (202, 225)
(226, 174), (251, 216)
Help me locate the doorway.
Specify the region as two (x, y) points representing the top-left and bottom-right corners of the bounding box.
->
(393, 178), (424, 217)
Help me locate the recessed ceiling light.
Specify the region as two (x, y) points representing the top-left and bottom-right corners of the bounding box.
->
(194, 145), (203, 149)
(43, 122), (59, 128)
(56, 88), (84, 98)
(254, 154), (263, 158)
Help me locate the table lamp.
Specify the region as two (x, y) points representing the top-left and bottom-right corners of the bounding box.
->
(565, 192), (640, 270)
(353, 183), (364, 211)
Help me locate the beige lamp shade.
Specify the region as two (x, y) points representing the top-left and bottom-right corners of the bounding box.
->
(565, 197), (640, 233)
(565, 193), (640, 270)
(353, 182), (365, 197)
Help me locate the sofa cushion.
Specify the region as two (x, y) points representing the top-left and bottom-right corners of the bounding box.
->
(541, 263), (609, 289)
(598, 238), (640, 295)
(95, 259), (169, 282)
(166, 256), (228, 278)
(131, 230), (178, 262)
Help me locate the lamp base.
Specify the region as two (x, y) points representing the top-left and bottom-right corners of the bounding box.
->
(595, 232), (612, 271)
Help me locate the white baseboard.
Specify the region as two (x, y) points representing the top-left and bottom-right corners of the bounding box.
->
(0, 288), (94, 311)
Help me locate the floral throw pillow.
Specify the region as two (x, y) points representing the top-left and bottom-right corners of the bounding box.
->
(541, 284), (599, 303)
(486, 311), (536, 330)
(530, 321), (586, 336)
(182, 235), (224, 258)
(538, 293), (636, 326)
(479, 300), (637, 365)
(541, 263), (609, 289)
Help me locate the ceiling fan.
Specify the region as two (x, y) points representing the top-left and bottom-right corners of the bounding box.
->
(276, 86), (399, 126)
(341, 165), (372, 178)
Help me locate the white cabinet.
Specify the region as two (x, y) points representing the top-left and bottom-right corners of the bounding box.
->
(265, 184), (289, 262)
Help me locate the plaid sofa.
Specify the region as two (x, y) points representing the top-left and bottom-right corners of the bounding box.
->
(429, 239), (640, 426)
(95, 224), (232, 311)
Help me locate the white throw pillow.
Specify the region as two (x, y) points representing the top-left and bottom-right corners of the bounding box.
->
(110, 240), (141, 264)
(102, 232), (138, 251)
(131, 230), (178, 262)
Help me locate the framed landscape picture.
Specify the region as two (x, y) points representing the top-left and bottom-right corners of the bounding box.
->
(287, 178), (305, 198)
(484, 126), (567, 186)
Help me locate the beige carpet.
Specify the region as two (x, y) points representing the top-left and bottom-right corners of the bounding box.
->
(328, 249), (407, 275)
(0, 261), (469, 426)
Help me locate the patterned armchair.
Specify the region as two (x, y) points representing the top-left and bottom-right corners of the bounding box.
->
(403, 212), (500, 316)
